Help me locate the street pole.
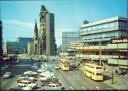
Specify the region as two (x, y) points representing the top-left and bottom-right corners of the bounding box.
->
(99, 41), (102, 66)
(93, 43), (94, 63)
(111, 67), (114, 84)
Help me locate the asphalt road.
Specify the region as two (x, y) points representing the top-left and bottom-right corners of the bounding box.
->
(0, 59), (32, 90)
(50, 60), (113, 90)
(1, 55), (113, 90)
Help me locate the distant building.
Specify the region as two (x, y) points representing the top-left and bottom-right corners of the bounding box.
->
(0, 20), (3, 62)
(5, 37), (33, 54)
(62, 32), (80, 52)
(34, 5), (56, 56)
(17, 37), (33, 53)
(27, 42), (34, 55)
(5, 42), (24, 54)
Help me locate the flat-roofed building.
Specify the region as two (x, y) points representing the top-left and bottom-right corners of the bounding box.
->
(80, 17), (128, 45)
(68, 17), (128, 66)
(5, 37), (33, 54)
(62, 32), (80, 52)
(27, 42), (34, 55)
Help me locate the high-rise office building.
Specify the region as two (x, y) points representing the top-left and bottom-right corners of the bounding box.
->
(62, 32), (80, 52)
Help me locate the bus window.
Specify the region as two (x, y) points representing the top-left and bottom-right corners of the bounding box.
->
(96, 67), (102, 69)
(96, 73), (102, 75)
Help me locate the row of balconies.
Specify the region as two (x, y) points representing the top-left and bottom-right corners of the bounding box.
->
(80, 28), (118, 35)
(71, 43), (128, 50)
(76, 54), (126, 60)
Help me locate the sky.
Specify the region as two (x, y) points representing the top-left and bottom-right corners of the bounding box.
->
(0, 0), (127, 47)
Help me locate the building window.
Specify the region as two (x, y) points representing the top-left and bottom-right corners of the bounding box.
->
(119, 21), (127, 29)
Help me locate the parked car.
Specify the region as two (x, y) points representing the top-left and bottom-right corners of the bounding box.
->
(24, 71), (32, 75)
(39, 77), (48, 81)
(3, 72), (11, 79)
(18, 80), (31, 84)
(28, 77), (37, 82)
(37, 69), (46, 73)
(22, 86), (32, 90)
(28, 83), (38, 89)
(18, 83), (27, 87)
(19, 76), (29, 80)
(55, 66), (60, 70)
(43, 83), (65, 90)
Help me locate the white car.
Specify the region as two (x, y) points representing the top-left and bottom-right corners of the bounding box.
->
(49, 83), (59, 87)
(37, 69), (42, 73)
(22, 86), (32, 90)
(43, 83), (64, 90)
(19, 76), (29, 80)
(24, 71), (32, 75)
(31, 71), (37, 75)
(37, 69), (46, 73)
(19, 80), (31, 84)
(40, 72), (54, 78)
(55, 66), (60, 70)
(39, 77), (48, 81)
(3, 72), (11, 78)
(28, 77), (37, 81)
(28, 83), (38, 89)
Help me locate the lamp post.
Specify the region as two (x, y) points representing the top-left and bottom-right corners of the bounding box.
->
(99, 41), (102, 66)
(111, 67), (114, 84)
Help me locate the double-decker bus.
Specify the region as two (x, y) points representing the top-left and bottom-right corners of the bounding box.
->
(84, 63), (104, 81)
(60, 59), (70, 71)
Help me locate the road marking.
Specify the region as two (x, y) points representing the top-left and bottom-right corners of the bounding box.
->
(70, 86), (73, 90)
(96, 86), (100, 89)
(82, 86), (86, 89)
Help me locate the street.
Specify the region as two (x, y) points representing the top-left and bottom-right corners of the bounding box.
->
(1, 59), (32, 89)
(53, 63), (113, 90)
(0, 55), (114, 90)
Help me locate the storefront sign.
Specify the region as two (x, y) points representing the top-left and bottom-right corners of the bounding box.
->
(112, 38), (128, 43)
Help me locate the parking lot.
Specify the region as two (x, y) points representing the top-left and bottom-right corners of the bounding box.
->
(1, 54), (113, 90)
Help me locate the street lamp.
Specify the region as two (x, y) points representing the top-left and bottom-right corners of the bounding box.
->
(111, 66), (114, 84)
(99, 41), (102, 66)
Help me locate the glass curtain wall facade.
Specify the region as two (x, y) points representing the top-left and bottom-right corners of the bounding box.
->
(62, 32), (80, 52)
(80, 17), (128, 43)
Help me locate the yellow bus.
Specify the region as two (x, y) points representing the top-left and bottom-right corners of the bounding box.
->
(60, 59), (70, 71)
(84, 63), (103, 81)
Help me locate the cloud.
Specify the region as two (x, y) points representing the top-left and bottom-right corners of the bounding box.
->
(3, 19), (35, 29)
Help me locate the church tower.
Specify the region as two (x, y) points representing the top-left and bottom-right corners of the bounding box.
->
(34, 20), (38, 54)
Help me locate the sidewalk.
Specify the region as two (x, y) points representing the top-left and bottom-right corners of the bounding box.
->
(103, 66), (128, 89)
(79, 64), (128, 89)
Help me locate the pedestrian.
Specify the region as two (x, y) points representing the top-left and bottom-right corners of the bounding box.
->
(115, 69), (118, 74)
